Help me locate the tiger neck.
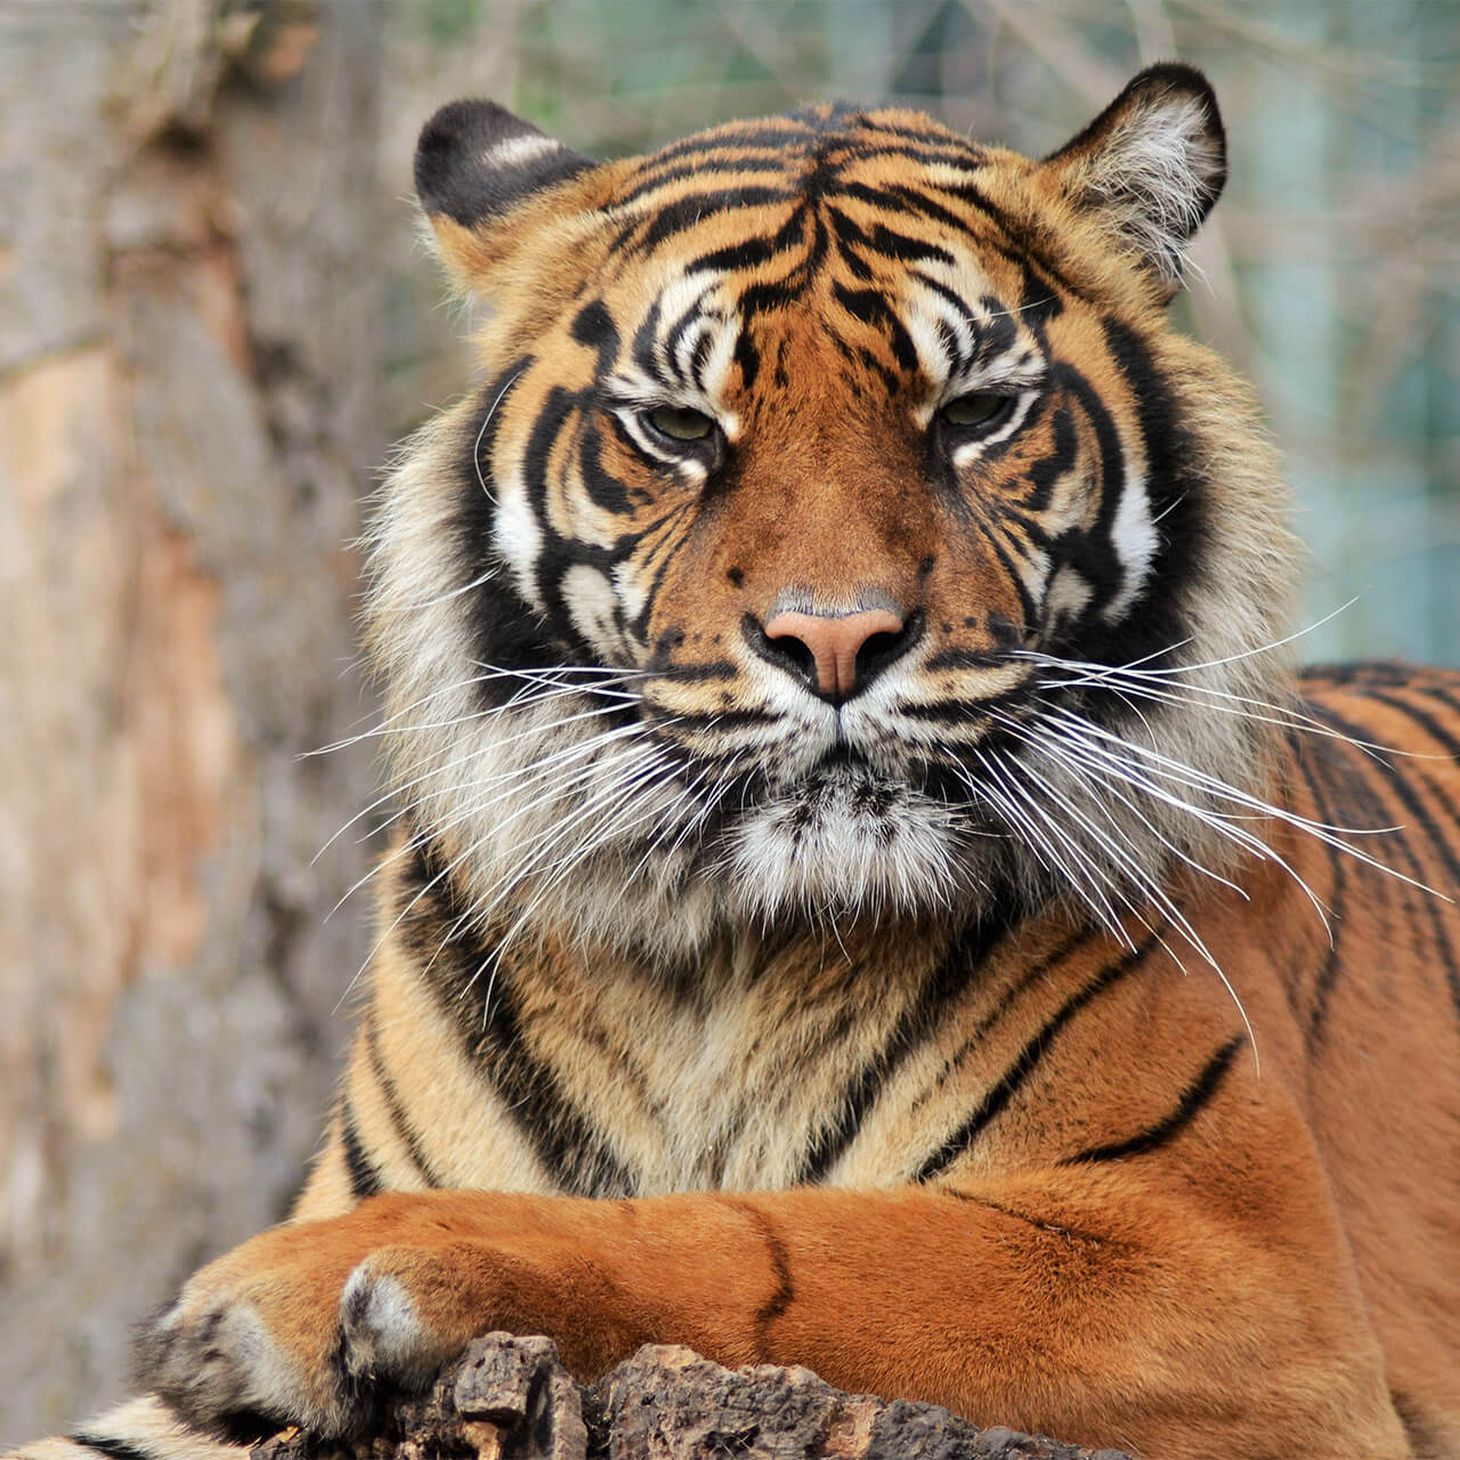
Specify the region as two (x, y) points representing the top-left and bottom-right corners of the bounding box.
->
(361, 799), (1324, 1199)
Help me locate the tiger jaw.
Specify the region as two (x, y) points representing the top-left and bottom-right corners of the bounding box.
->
(721, 757), (979, 919)
(644, 674), (1014, 919)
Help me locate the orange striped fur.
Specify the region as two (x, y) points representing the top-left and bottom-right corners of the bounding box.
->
(13, 66), (1459, 1460)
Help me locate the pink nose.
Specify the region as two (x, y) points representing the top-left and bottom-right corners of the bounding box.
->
(762, 608), (906, 699)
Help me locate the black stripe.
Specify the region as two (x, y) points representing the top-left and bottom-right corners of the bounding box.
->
(914, 929), (1097, 1113)
(632, 187), (795, 255)
(620, 122), (821, 182)
(651, 658), (737, 685)
(723, 1199), (794, 1350)
(840, 139), (987, 173)
(1304, 700), (1460, 1027)
(340, 1100), (383, 1199)
(452, 364), (588, 692)
(827, 206), (956, 269)
(661, 285), (716, 383)
(363, 1017), (442, 1188)
(734, 330), (762, 390)
(1060, 1034), (1244, 1165)
(1023, 407), (1078, 514)
(626, 516), (696, 641)
(924, 647), (1008, 672)
(829, 282), (919, 373)
(933, 180), (1088, 301)
(1390, 1389), (1442, 1460)
(577, 421), (633, 514)
(850, 181), (984, 240)
(683, 232), (784, 276)
(1367, 686), (1460, 763)
(854, 115), (986, 160)
(916, 933), (1158, 1182)
(1052, 365), (1131, 624)
(69, 1436), (154, 1460)
(1418, 681), (1460, 717)
(399, 841), (636, 1198)
(976, 521), (1039, 631)
(943, 1187), (1108, 1245)
(1307, 699), (1460, 904)
(570, 296), (621, 369)
(898, 682), (1030, 732)
(643, 704), (773, 734)
(614, 153), (797, 208)
(798, 915), (1014, 1183)
(1298, 660), (1416, 691)
(1290, 739), (1348, 1044)
(1058, 320), (1205, 690)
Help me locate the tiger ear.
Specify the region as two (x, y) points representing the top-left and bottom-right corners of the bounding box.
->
(1040, 64), (1226, 298)
(414, 99), (601, 291)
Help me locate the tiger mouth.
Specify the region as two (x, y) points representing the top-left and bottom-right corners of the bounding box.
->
(805, 744), (875, 777)
(726, 741), (998, 830)
(787, 755), (903, 807)
(698, 705), (1026, 803)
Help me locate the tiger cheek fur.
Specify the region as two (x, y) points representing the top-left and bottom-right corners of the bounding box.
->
(20, 66), (1460, 1460)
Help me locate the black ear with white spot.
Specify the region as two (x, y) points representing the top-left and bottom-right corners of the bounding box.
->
(415, 99), (593, 227)
(414, 100), (599, 289)
(1043, 64), (1226, 296)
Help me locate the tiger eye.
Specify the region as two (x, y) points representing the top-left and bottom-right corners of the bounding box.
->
(647, 405), (716, 442)
(940, 393), (1012, 430)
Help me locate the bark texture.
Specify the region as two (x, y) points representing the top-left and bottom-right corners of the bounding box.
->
(253, 1336), (1136, 1460)
(0, 1), (382, 1435)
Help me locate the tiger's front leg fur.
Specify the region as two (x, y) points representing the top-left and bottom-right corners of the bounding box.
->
(130, 1171), (1407, 1460)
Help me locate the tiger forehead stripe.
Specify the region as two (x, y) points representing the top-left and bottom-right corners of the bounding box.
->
(617, 103), (990, 190)
(605, 111), (998, 270)
(591, 178), (1054, 417)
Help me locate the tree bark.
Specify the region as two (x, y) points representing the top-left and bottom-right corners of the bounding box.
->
(253, 1336), (1137, 1460)
(0, 0), (381, 1435)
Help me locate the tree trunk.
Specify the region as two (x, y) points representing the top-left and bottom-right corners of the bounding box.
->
(0, 0), (381, 1435)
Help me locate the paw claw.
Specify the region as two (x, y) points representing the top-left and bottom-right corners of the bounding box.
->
(133, 1241), (467, 1440)
(339, 1257), (440, 1388)
(137, 1287), (353, 1439)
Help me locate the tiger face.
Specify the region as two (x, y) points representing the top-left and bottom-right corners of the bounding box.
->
(368, 68), (1296, 958)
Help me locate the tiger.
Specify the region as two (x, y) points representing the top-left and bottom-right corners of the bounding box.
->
(10, 61), (1459, 1460)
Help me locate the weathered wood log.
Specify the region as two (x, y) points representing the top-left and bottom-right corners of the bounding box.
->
(252, 1335), (1135, 1460)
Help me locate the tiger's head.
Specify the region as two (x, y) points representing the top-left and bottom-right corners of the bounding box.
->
(367, 65), (1297, 960)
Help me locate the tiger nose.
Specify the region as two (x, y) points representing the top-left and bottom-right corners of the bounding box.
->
(760, 608), (909, 701)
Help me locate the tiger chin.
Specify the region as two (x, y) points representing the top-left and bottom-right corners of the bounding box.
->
(16, 64), (1460, 1460)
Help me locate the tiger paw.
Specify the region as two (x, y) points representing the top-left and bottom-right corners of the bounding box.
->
(135, 1201), (529, 1439)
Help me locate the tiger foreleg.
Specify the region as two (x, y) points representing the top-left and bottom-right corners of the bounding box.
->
(131, 1179), (1411, 1460)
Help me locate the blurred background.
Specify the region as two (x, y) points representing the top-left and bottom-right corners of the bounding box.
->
(1, 0), (1456, 1438)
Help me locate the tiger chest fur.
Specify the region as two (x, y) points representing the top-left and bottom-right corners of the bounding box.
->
(20, 64), (1460, 1460)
